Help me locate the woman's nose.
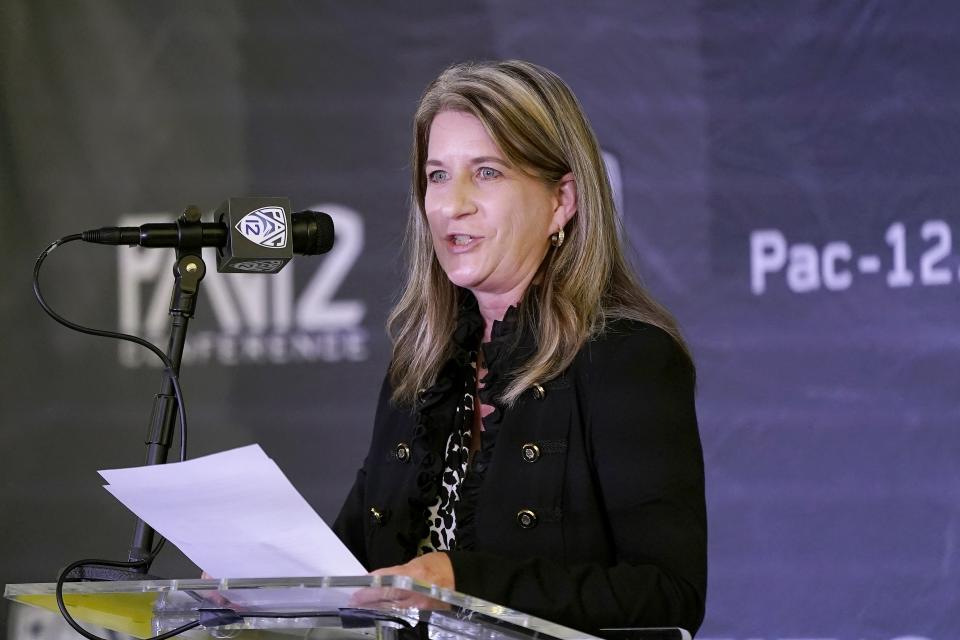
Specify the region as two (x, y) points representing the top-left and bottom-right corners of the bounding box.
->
(437, 177), (477, 219)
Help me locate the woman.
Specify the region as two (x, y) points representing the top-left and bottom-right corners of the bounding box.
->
(334, 60), (706, 636)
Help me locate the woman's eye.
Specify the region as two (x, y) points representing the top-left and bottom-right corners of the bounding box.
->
(427, 170), (448, 183)
(478, 167), (501, 180)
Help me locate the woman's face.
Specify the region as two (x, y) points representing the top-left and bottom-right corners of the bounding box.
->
(424, 110), (569, 301)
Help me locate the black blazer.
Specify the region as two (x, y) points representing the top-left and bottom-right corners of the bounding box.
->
(334, 315), (706, 636)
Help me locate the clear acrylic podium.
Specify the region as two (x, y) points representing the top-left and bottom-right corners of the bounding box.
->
(4, 575), (690, 640)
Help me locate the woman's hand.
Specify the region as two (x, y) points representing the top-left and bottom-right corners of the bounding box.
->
(371, 552), (455, 589)
(350, 552), (455, 610)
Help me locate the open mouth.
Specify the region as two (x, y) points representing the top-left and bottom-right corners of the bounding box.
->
(447, 234), (482, 248)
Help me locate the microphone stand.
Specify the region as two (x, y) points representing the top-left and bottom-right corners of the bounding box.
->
(70, 206), (207, 581)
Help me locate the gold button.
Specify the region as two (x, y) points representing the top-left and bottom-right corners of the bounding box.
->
(395, 442), (411, 462)
(532, 384), (545, 400)
(521, 443), (540, 463)
(369, 507), (383, 524)
(517, 509), (538, 529)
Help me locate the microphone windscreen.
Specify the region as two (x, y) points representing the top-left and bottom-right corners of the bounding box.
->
(292, 211), (335, 255)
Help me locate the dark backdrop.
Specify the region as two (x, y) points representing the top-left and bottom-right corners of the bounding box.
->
(2, 2), (958, 638)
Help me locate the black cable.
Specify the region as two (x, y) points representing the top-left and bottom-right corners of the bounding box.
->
(34, 235), (193, 639)
(232, 609), (415, 627)
(56, 558), (199, 640)
(32, 235), (188, 462)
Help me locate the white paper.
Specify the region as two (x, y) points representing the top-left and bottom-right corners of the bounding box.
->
(99, 444), (365, 578)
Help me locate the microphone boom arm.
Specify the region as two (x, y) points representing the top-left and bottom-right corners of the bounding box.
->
(130, 206), (208, 566)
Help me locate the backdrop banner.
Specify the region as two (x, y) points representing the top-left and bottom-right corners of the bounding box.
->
(1, 2), (957, 639)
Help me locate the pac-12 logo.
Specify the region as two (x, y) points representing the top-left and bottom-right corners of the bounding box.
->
(236, 207), (287, 248)
(117, 203), (367, 367)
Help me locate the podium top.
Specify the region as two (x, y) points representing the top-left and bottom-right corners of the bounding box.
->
(6, 576), (690, 640)
(9, 575), (678, 640)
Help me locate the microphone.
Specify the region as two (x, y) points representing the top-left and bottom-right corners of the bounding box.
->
(81, 197), (334, 273)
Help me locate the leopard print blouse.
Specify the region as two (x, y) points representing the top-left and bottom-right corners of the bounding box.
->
(417, 353), (479, 554)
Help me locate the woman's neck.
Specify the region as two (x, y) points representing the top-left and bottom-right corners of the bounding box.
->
(472, 283), (528, 343)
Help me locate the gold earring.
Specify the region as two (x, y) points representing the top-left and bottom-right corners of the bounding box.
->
(550, 228), (565, 248)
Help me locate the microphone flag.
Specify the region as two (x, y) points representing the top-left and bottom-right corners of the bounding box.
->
(216, 197), (293, 273)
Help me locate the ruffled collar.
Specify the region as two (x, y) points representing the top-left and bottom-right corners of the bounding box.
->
(455, 288), (534, 392)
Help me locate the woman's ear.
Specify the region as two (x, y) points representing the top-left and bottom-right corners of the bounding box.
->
(552, 172), (578, 230)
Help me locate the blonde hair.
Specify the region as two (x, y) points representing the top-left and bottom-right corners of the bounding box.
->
(388, 60), (689, 407)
